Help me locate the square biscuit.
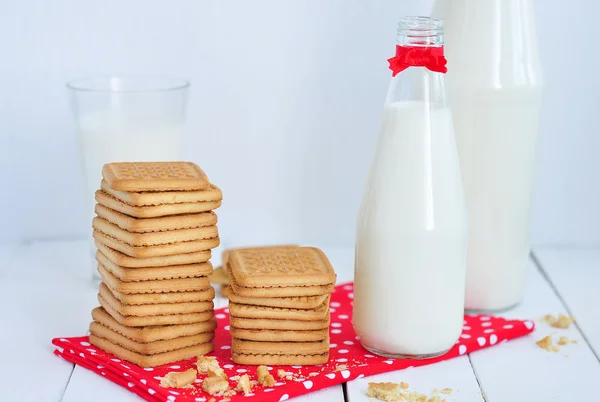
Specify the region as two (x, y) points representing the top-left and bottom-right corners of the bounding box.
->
(93, 229), (219, 258)
(95, 204), (218, 233)
(98, 283), (213, 317)
(231, 352), (328, 366)
(222, 286), (328, 309)
(98, 263), (211, 294)
(228, 246), (336, 287)
(101, 180), (223, 206)
(229, 328), (328, 342)
(90, 321), (215, 355)
(228, 298), (329, 321)
(92, 307), (217, 343)
(95, 241), (211, 268)
(93, 217), (218, 246)
(102, 162), (210, 192)
(98, 293), (214, 327)
(89, 333), (214, 368)
(227, 263), (334, 297)
(96, 250), (213, 282)
(108, 286), (215, 306)
(229, 315), (330, 331)
(96, 190), (221, 218)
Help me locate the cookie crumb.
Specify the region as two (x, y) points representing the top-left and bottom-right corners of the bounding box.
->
(335, 364), (348, 372)
(309, 373), (319, 377)
(159, 368), (197, 388)
(427, 396), (444, 402)
(536, 335), (559, 352)
(229, 375), (240, 382)
(400, 382), (409, 389)
(571, 339), (579, 344)
(197, 356), (220, 374)
(223, 389), (237, 397)
(277, 369), (286, 379)
(285, 375), (293, 381)
(408, 391), (428, 402)
(236, 374), (252, 395)
(208, 398), (216, 402)
(558, 336), (570, 345)
(366, 382), (403, 401)
(208, 367), (228, 380)
(202, 376), (229, 395)
(552, 314), (574, 329)
(257, 365), (276, 387)
(441, 388), (452, 394)
(541, 314), (557, 325)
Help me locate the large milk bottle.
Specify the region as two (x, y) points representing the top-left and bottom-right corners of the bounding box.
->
(432, 0), (544, 311)
(433, 0), (542, 310)
(353, 17), (467, 359)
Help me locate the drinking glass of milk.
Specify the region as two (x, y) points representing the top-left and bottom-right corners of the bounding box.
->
(354, 17), (467, 359)
(67, 76), (189, 280)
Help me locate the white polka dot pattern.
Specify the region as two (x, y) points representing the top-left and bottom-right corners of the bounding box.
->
(52, 282), (534, 402)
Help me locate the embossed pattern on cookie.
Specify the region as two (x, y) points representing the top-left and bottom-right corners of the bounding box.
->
(102, 162), (210, 191)
(228, 247), (336, 287)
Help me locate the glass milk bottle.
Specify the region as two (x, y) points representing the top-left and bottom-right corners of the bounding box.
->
(432, 0), (544, 311)
(353, 17), (467, 359)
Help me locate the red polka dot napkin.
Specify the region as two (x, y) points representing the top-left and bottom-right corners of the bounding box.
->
(52, 282), (534, 402)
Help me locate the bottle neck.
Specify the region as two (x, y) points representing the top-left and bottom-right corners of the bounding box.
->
(396, 16), (444, 48)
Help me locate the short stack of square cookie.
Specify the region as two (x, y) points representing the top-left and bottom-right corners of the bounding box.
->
(88, 162), (222, 367)
(224, 246), (336, 365)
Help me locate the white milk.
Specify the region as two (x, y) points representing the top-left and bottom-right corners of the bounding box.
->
(432, 0), (543, 311)
(452, 88), (541, 310)
(354, 101), (467, 357)
(78, 111), (183, 225)
(77, 111), (182, 278)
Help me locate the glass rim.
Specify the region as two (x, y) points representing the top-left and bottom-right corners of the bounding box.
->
(66, 75), (190, 93)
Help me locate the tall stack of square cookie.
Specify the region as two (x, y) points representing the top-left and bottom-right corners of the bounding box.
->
(88, 162), (222, 367)
(224, 246), (336, 365)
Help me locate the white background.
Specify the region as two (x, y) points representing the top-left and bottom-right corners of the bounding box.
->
(0, 0), (597, 248)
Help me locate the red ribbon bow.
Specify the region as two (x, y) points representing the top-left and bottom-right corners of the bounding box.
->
(387, 45), (448, 76)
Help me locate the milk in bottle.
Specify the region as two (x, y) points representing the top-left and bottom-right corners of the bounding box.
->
(353, 17), (467, 359)
(432, 0), (544, 311)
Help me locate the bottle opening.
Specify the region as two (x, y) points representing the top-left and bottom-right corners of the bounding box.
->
(397, 16), (444, 47)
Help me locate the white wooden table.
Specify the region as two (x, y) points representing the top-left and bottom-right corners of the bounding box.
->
(1, 241), (598, 402)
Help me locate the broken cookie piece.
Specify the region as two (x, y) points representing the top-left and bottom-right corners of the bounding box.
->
(159, 368), (197, 388)
(541, 313), (575, 329)
(257, 365), (276, 386)
(208, 366), (228, 380)
(202, 376), (229, 395)
(552, 314), (574, 329)
(236, 374), (252, 395)
(366, 382), (404, 401)
(197, 355), (220, 374)
(536, 335), (559, 352)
